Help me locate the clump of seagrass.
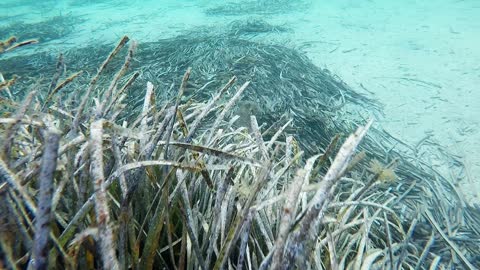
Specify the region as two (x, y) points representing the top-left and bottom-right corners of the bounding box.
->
(0, 14), (83, 43)
(205, 0), (306, 16)
(0, 35), (479, 270)
(228, 19), (291, 37)
(0, 35), (38, 108)
(0, 34), (382, 155)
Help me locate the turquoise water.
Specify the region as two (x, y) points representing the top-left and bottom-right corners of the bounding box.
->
(2, 0), (478, 199)
(1, 1), (480, 269)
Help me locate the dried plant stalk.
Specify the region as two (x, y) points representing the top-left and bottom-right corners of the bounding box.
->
(207, 81), (250, 142)
(95, 40), (137, 120)
(30, 129), (61, 270)
(72, 35), (129, 133)
(283, 119), (373, 267)
(178, 170), (207, 270)
(1, 91), (36, 160)
(105, 71), (140, 118)
(186, 76), (236, 142)
(140, 81), (155, 150)
(89, 120), (120, 270)
(45, 54), (64, 101)
(43, 71), (83, 110)
(271, 154), (320, 270)
(250, 116), (268, 160)
(4, 39), (38, 52)
(213, 156), (273, 270)
(164, 67), (191, 161)
(0, 158), (37, 214)
(237, 210), (253, 270)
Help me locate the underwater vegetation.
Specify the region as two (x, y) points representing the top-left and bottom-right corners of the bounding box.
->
(0, 33), (479, 270)
(0, 14), (84, 43)
(205, 0), (307, 16)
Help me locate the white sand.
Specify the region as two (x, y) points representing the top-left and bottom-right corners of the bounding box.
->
(294, 0), (480, 202)
(2, 0), (479, 201)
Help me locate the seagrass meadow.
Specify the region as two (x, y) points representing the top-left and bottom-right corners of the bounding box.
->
(0, 34), (480, 270)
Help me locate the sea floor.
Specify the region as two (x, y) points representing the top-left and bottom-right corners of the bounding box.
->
(1, 0), (479, 202)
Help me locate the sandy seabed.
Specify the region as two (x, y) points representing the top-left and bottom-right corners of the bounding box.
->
(1, 0), (479, 202)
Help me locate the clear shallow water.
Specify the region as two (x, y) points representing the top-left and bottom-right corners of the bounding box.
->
(1, 1), (480, 269)
(1, 0), (479, 199)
